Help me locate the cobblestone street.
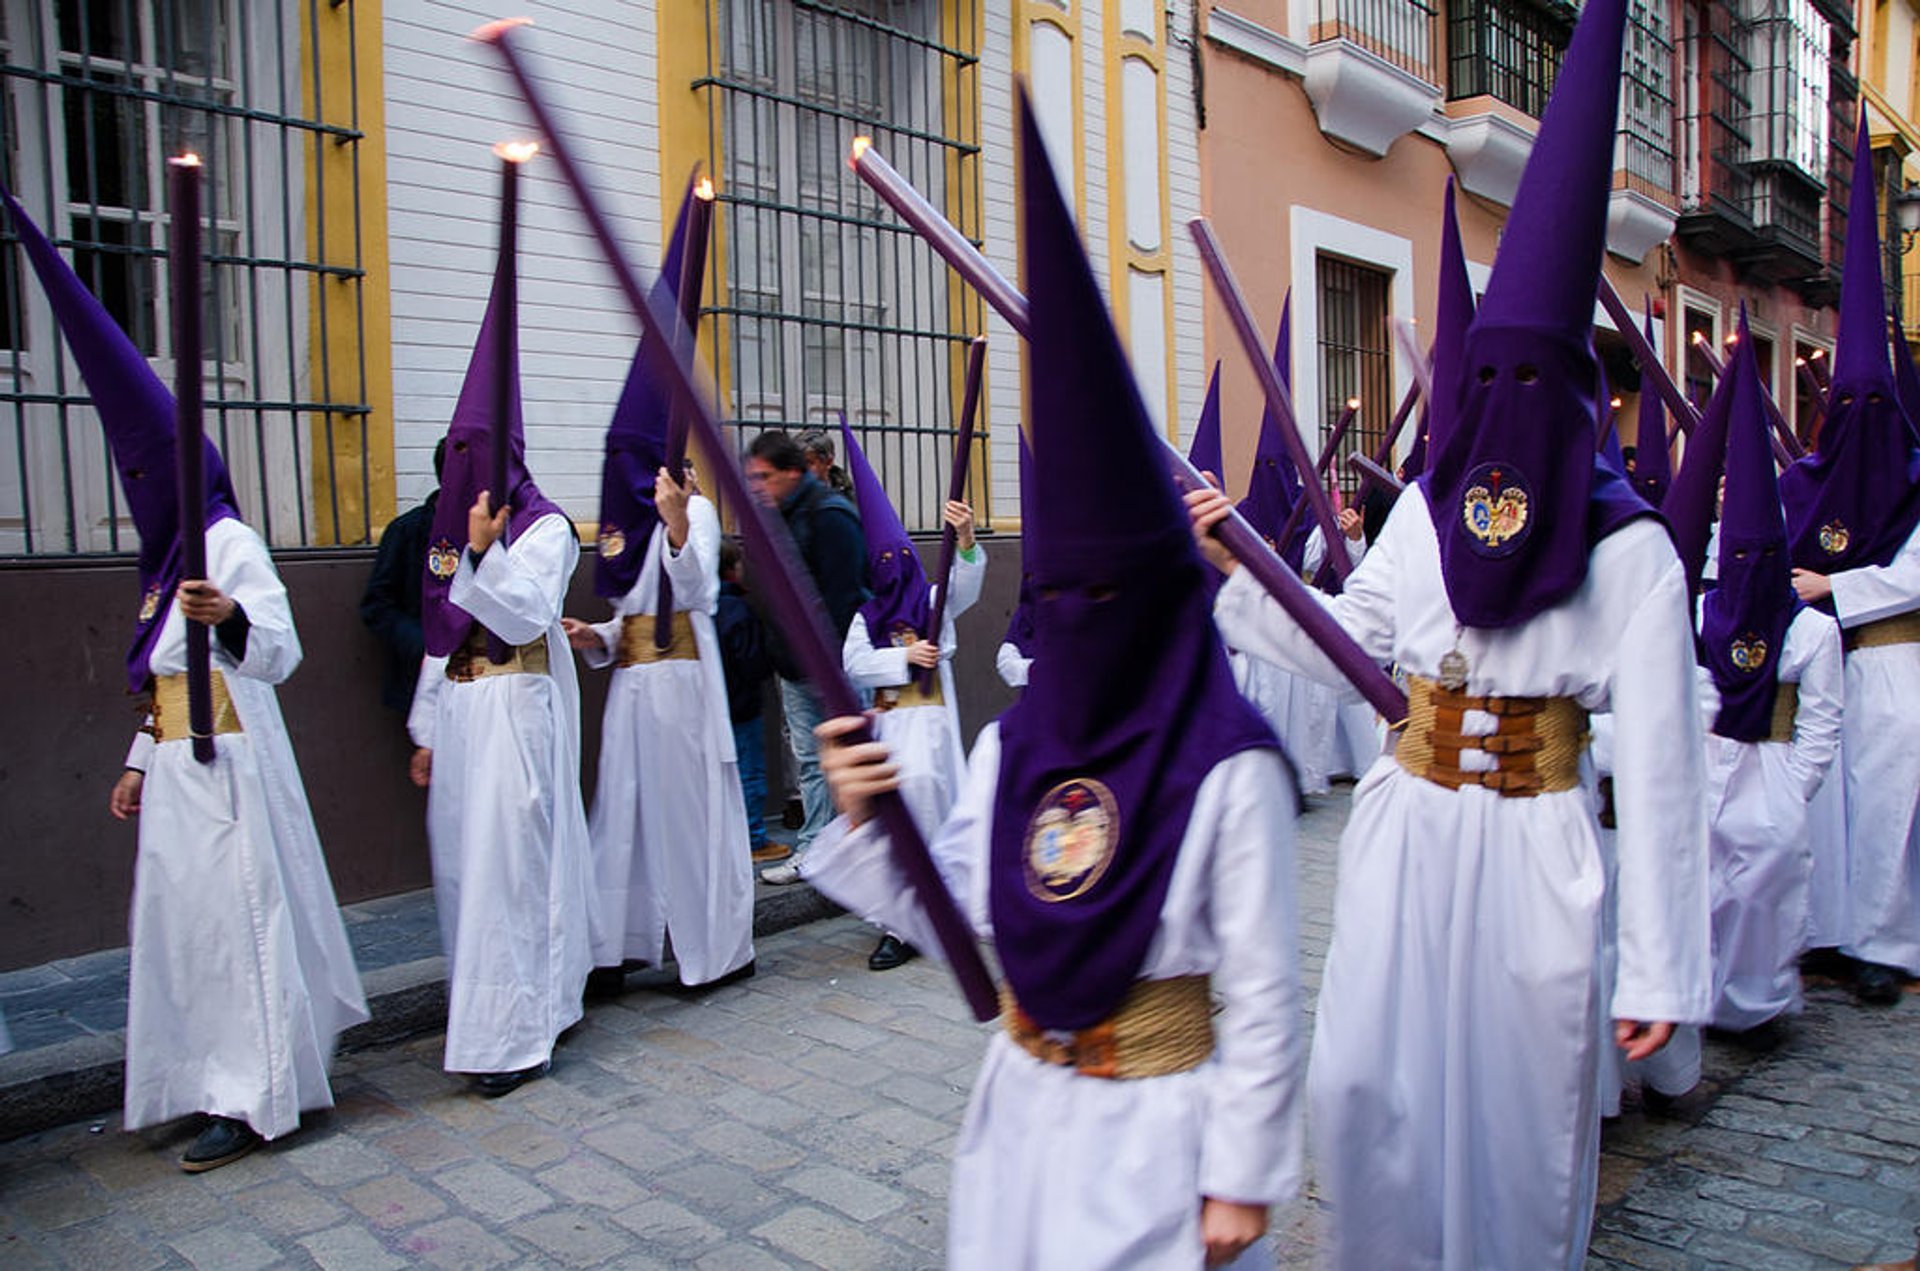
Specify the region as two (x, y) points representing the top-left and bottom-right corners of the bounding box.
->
(2, 790), (1916, 1269)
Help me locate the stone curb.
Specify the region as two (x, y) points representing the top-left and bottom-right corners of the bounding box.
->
(0, 882), (841, 1143)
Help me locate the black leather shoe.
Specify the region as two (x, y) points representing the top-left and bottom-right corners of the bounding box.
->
(1855, 963), (1904, 1006)
(473, 1061), (549, 1098)
(181, 1116), (263, 1173)
(868, 934), (919, 971)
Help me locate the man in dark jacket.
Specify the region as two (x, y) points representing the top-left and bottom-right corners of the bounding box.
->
(743, 429), (868, 881)
(716, 538), (782, 862)
(359, 439), (444, 713)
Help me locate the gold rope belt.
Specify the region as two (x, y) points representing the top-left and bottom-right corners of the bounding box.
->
(447, 630), (549, 683)
(1002, 975), (1215, 1079)
(1393, 673), (1588, 798)
(615, 611), (698, 666)
(1843, 611), (1920, 654)
(1766, 682), (1799, 744)
(150, 671), (242, 743)
(873, 676), (944, 712)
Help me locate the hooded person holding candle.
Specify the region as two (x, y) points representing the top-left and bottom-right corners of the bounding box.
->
(1668, 309), (1843, 1048)
(405, 148), (594, 1096)
(4, 186), (368, 1172)
(836, 416), (984, 970)
(1781, 116), (1920, 1007)
(1189, 0), (1709, 1263)
(561, 186), (756, 994)
(805, 94), (1305, 1269)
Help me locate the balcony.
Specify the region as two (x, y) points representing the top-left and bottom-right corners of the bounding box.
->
(1300, 0), (1442, 156)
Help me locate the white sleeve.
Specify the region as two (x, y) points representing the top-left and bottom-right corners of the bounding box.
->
(212, 522), (302, 685)
(577, 615), (620, 671)
(842, 615), (911, 688)
(801, 724), (999, 948)
(125, 722), (155, 772)
(448, 514), (575, 646)
(663, 496), (721, 615)
(1783, 611), (1843, 800)
(946, 546), (986, 619)
(1829, 522), (1920, 628)
(407, 654), (448, 749)
(1212, 506), (1400, 688)
(1608, 555), (1712, 1025)
(1199, 750), (1306, 1207)
(996, 641), (1030, 689)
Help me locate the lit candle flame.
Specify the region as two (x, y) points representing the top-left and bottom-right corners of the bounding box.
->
(1809, 348), (1825, 360)
(1690, 330), (1706, 345)
(1345, 398), (1361, 410)
(472, 16), (534, 43)
(848, 136), (873, 168)
(1610, 397), (1623, 409)
(695, 177), (716, 201)
(169, 153), (202, 169)
(1795, 356), (1808, 366)
(1724, 331), (1738, 346)
(493, 140), (540, 164)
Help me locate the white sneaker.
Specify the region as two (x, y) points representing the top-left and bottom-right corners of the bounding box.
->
(759, 858), (805, 886)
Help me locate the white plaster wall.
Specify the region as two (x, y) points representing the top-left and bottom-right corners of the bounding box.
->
(383, 1), (662, 514)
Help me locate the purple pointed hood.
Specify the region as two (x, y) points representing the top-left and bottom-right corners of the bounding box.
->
(594, 179), (697, 598)
(1002, 428), (1037, 657)
(422, 191), (564, 658)
(841, 413), (933, 648)
(1597, 359), (1624, 470)
(1409, 176), (1474, 480)
(1419, 0), (1651, 628)
(1662, 309), (1757, 596)
(1239, 299), (1307, 560)
(991, 86), (1277, 1032)
(1702, 318), (1798, 742)
(2, 187), (241, 691)
(1781, 114), (1920, 580)
(1187, 361), (1223, 479)
(1632, 305), (1674, 505)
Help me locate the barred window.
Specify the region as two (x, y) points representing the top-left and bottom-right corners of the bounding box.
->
(1447, 0), (1573, 119)
(1315, 254), (1392, 502)
(1621, 0), (1677, 193)
(0, 0), (374, 557)
(1311, 0), (1439, 83)
(1745, 0), (1830, 184)
(704, 0), (985, 532)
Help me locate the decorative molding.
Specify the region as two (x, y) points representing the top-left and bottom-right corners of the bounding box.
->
(1300, 38), (1439, 157)
(1445, 108), (1537, 207)
(1605, 188), (1678, 264)
(1205, 8), (1306, 77)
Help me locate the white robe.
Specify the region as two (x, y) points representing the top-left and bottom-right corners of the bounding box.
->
(578, 497), (753, 985)
(1214, 488), (1710, 1271)
(122, 517), (368, 1139)
(840, 550), (985, 837)
(1830, 523), (1920, 974)
(804, 724), (1305, 1271)
(408, 513), (594, 1073)
(1701, 607), (1843, 1029)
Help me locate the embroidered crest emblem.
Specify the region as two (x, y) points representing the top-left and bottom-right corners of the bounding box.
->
(1818, 520), (1850, 556)
(427, 538), (461, 580)
(1460, 462), (1532, 557)
(137, 583), (164, 623)
(598, 527), (626, 560)
(1024, 778), (1120, 903)
(1729, 634), (1769, 673)
(887, 623), (920, 649)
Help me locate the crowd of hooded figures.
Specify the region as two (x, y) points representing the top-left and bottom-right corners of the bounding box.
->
(15, 0), (1920, 1267)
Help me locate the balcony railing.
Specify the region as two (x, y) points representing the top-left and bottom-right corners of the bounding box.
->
(1447, 0), (1575, 118)
(1312, 0), (1440, 84)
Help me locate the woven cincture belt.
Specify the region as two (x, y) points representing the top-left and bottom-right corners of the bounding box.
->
(150, 670), (242, 743)
(616, 611), (698, 666)
(1393, 673), (1588, 797)
(1001, 975), (1215, 1079)
(447, 630), (550, 682)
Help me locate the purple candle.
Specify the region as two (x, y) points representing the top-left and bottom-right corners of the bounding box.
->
(1268, 398), (1358, 563)
(656, 174), (716, 651)
(168, 154), (215, 764)
(1348, 452), (1404, 495)
(477, 19), (1001, 1020)
(1598, 277), (1701, 438)
(1188, 219), (1352, 583)
(919, 336), (986, 692)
